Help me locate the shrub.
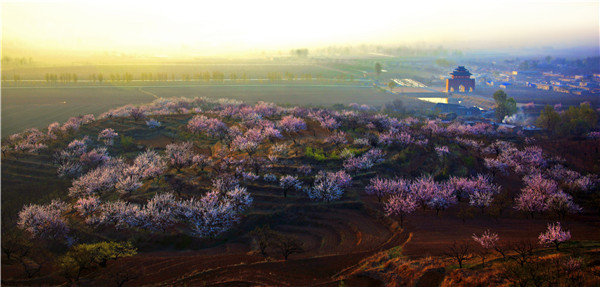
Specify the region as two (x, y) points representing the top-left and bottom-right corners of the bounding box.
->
(120, 135), (135, 151)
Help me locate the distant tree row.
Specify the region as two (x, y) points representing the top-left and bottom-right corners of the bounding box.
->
(45, 73), (78, 83)
(1, 56), (32, 66)
(517, 56), (599, 72)
(6, 71), (345, 85)
(1, 74), (21, 82)
(140, 72), (167, 82)
(88, 73), (104, 83)
(290, 48), (309, 58)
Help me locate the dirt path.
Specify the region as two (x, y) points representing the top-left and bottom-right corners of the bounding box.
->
(138, 87), (160, 99)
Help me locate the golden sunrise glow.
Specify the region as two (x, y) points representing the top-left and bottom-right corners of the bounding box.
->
(2, 0), (599, 57)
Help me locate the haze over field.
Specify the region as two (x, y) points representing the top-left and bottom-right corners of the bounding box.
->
(2, 0), (599, 58)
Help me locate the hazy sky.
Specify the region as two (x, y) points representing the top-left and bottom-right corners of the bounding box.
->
(2, 0), (599, 55)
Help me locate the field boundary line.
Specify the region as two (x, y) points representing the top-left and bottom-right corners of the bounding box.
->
(138, 87), (160, 99)
(1, 83), (371, 89)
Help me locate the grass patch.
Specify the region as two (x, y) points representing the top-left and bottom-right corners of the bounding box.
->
(387, 245), (405, 259)
(305, 146), (340, 161)
(120, 134), (136, 151)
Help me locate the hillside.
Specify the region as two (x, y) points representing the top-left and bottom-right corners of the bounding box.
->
(2, 97), (599, 286)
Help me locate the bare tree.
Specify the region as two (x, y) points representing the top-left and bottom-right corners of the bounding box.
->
(501, 261), (530, 287)
(1, 228), (32, 262)
(248, 225), (275, 257)
(510, 240), (535, 266)
(444, 240), (471, 269)
(111, 260), (143, 287)
(20, 253), (49, 278)
(272, 233), (303, 260)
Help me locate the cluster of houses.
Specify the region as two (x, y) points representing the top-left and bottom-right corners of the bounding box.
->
(478, 70), (600, 96)
(525, 73), (600, 95)
(430, 102), (541, 135)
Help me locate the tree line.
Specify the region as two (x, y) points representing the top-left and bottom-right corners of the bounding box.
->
(3, 71), (343, 84)
(536, 102), (598, 136)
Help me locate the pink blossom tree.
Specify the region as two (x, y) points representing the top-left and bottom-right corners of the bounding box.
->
(427, 184), (457, 216)
(262, 126), (283, 142)
(57, 162), (83, 178)
(138, 193), (177, 232)
(343, 148), (385, 173)
(98, 128), (119, 146)
(515, 173), (563, 218)
(192, 154), (211, 173)
(47, 122), (62, 139)
(329, 170), (352, 188)
(538, 222), (571, 250)
(466, 174), (501, 213)
(94, 201), (141, 229)
(187, 115), (229, 139)
(230, 128), (266, 156)
(66, 137), (89, 156)
(277, 115), (306, 143)
(411, 175), (457, 215)
(211, 174), (241, 193)
(325, 131), (348, 148)
(54, 139), (85, 175)
(165, 142), (196, 171)
(435, 145), (450, 158)
(129, 107), (146, 121)
(318, 116), (340, 132)
(297, 164), (312, 175)
(384, 194), (417, 228)
(484, 158), (509, 177)
(546, 191), (582, 220)
(178, 192), (238, 238)
(279, 175), (302, 198)
(18, 200), (69, 240)
(573, 174), (598, 192)
(69, 161), (126, 198)
(224, 186), (253, 213)
(472, 229), (499, 265)
(115, 166), (142, 195)
(79, 147), (110, 169)
(74, 196), (101, 217)
(365, 177), (409, 202)
(305, 171), (351, 203)
(61, 114), (95, 133)
(133, 149), (166, 180)
(411, 175), (439, 208)
(241, 171), (260, 182)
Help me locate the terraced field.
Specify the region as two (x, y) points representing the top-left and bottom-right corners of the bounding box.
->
(1, 146), (408, 286)
(1, 152), (71, 220)
(4, 98), (599, 286)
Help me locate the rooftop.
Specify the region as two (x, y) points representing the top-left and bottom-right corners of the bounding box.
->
(450, 66), (472, 77)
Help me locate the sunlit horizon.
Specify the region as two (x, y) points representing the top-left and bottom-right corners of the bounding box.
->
(2, 0), (599, 58)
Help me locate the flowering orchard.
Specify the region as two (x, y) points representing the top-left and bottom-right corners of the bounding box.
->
(3, 96), (597, 264)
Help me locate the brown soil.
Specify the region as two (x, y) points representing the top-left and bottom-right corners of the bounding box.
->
(84, 200), (409, 286)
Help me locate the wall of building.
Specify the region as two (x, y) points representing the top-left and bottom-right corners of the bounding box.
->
(446, 78), (475, 92)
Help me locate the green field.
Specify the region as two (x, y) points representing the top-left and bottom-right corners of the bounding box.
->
(1, 58), (439, 137)
(1, 83), (432, 137)
(2, 62), (361, 81)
